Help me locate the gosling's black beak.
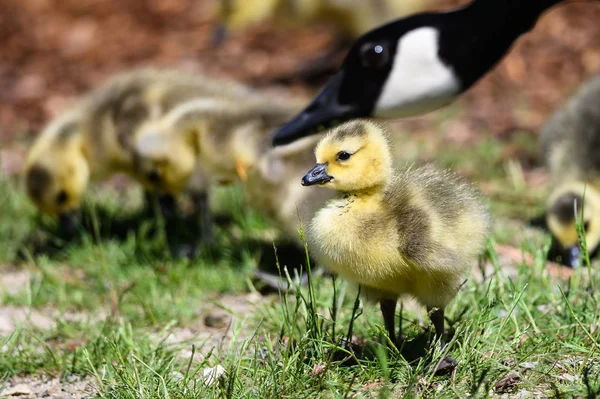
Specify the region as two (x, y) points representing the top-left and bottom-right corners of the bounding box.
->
(58, 211), (79, 238)
(272, 71), (360, 146)
(548, 240), (581, 269)
(302, 163), (332, 186)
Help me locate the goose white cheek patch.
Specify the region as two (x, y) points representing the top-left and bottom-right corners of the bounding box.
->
(374, 27), (460, 118)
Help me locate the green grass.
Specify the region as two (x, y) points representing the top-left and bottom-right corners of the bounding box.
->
(1, 131), (599, 398)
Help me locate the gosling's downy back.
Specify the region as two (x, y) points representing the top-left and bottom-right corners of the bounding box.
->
(385, 165), (491, 265)
(133, 95), (298, 195)
(540, 74), (600, 184)
(79, 68), (261, 173)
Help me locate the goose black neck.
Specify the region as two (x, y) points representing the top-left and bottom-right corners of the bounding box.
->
(468, 0), (563, 32)
(443, 0), (565, 91)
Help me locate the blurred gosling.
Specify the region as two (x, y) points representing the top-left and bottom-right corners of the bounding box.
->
(540, 74), (600, 267)
(215, 0), (428, 40)
(23, 68), (251, 236)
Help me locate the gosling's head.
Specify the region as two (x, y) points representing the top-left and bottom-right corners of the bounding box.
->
(301, 120), (393, 192)
(546, 181), (600, 268)
(25, 131), (90, 233)
(133, 120), (199, 196)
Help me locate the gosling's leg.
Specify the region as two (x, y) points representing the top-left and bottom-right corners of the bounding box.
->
(192, 191), (213, 247)
(142, 192), (189, 256)
(380, 299), (397, 344)
(429, 307), (447, 348)
(428, 307), (457, 374)
(158, 194), (177, 219)
(155, 194), (186, 257)
(142, 190), (155, 217)
(142, 191), (176, 220)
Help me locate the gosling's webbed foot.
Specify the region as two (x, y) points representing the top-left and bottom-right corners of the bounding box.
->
(434, 355), (457, 375)
(192, 192), (214, 249)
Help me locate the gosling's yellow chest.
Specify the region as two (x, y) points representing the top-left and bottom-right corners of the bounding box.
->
(310, 195), (413, 293)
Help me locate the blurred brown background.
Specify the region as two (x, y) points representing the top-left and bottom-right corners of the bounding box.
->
(1, 0), (599, 145)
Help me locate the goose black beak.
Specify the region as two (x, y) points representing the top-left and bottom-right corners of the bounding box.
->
(272, 71), (360, 146)
(302, 163), (332, 186)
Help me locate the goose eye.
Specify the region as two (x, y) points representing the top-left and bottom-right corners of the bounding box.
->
(147, 170), (161, 184)
(337, 151), (351, 162)
(56, 190), (68, 205)
(359, 42), (390, 69)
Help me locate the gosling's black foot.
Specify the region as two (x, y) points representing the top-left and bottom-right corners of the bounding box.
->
(434, 355), (457, 375)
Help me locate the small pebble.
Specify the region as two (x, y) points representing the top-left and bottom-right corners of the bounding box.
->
(203, 365), (226, 387)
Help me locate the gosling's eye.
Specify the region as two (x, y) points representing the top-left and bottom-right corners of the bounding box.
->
(336, 151), (352, 162)
(583, 221), (590, 231)
(359, 42), (391, 69)
(147, 170), (161, 184)
(56, 190), (68, 205)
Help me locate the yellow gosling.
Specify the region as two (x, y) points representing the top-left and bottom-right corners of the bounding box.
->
(133, 97), (296, 198)
(545, 181), (600, 267)
(24, 68), (244, 233)
(302, 120), (491, 372)
(216, 0), (428, 40)
(540, 74), (600, 267)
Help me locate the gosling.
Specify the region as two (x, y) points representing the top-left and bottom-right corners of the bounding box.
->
(132, 95), (298, 252)
(302, 120), (490, 371)
(540, 74), (600, 267)
(24, 68), (249, 236)
(215, 0), (425, 40)
(133, 97), (296, 198)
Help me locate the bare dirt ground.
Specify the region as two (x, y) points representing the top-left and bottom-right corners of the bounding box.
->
(2, 375), (96, 399)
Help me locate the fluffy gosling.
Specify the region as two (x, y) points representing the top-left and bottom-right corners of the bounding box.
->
(540, 74), (600, 267)
(23, 68), (251, 236)
(134, 97), (296, 197)
(133, 96), (297, 249)
(215, 0), (426, 40)
(302, 120), (490, 371)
